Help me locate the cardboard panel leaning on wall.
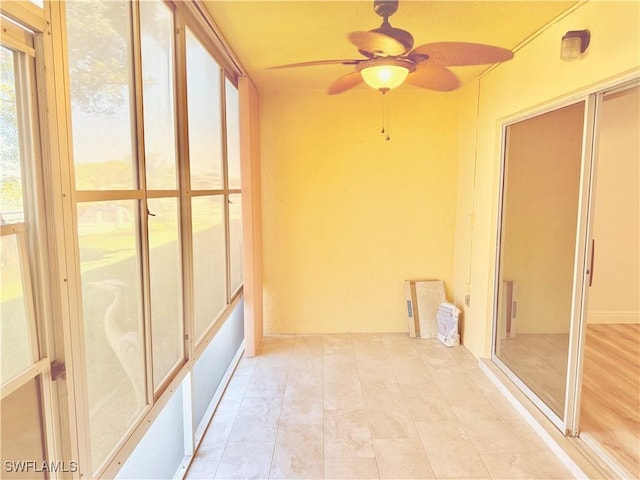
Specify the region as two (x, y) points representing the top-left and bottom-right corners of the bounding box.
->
(454, 0), (640, 357)
(260, 87), (459, 334)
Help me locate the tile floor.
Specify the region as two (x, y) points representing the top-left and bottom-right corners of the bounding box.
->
(185, 334), (574, 479)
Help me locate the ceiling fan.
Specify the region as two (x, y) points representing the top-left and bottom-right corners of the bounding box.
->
(271, 0), (514, 95)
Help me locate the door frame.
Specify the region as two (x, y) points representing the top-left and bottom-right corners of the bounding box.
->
(491, 94), (596, 434)
(569, 77), (640, 437)
(491, 73), (640, 445)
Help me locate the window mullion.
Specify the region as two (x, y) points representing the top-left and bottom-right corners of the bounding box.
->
(129, 0), (154, 409)
(174, 11), (194, 368)
(220, 72), (232, 306)
(173, 8), (196, 460)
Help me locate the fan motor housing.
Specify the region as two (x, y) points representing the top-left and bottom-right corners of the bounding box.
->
(374, 1), (399, 18)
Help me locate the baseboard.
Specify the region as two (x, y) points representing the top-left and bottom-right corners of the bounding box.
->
(587, 311), (640, 324)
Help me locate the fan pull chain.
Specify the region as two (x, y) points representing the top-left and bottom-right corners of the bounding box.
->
(380, 91), (391, 140)
(385, 91), (391, 141)
(381, 91), (386, 134)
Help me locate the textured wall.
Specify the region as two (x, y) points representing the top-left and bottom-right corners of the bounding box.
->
(259, 87), (459, 333)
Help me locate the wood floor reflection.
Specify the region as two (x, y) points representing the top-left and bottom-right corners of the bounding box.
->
(497, 324), (640, 477)
(580, 323), (640, 477)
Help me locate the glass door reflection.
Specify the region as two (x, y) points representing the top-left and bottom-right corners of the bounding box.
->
(494, 101), (586, 421)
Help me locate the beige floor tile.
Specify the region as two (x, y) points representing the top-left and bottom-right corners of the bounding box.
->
(530, 448), (575, 479)
(233, 357), (255, 373)
(403, 387), (457, 423)
(188, 445), (225, 478)
(324, 380), (365, 411)
(353, 347), (389, 363)
(324, 335), (355, 356)
(373, 438), (435, 479)
(448, 345), (478, 366)
(426, 447), (490, 478)
(481, 390), (524, 419)
(324, 457), (380, 479)
(463, 417), (529, 455)
(464, 364), (499, 392)
(288, 356), (324, 378)
(285, 371), (324, 390)
(324, 355), (359, 379)
(433, 375), (491, 409)
(357, 360), (398, 384)
(415, 419), (472, 453)
(292, 335), (324, 354)
(447, 389), (500, 411)
(506, 419), (551, 453)
(480, 452), (548, 479)
(366, 404), (418, 439)
(198, 409), (236, 454)
(228, 396), (282, 443)
(416, 344), (459, 369)
(389, 358), (435, 385)
(451, 402), (504, 423)
(255, 345), (293, 368)
(225, 369), (253, 390)
(215, 384), (246, 412)
(263, 335), (296, 345)
(324, 409), (375, 458)
(353, 337), (389, 362)
(244, 366), (288, 398)
(361, 380), (404, 408)
(214, 441), (274, 479)
(325, 391), (366, 412)
(185, 458), (219, 479)
(191, 335), (576, 480)
(270, 423), (323, 479)
(379, 333), (420, 349)
(280, 383), (324, 425)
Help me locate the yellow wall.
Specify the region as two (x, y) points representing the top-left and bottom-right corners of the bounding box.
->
(454, 0), (640, 357)
(260, 88), (459, 333)
(587, 85), (640, 324)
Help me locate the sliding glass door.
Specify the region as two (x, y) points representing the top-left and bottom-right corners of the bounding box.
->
(493, 99), (591, 429)
(493, 80), (639, 463)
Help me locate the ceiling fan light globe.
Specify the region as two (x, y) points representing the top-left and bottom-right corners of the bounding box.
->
(357, 57), (414, 92)
(361, 65), (409, 90)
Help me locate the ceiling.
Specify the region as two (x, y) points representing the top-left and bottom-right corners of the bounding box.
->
(203, 1), (578, 92)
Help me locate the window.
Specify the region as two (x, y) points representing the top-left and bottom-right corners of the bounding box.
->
(225, 79), (243, 295)
(66, 0), (146, 472)
(1, 46), (34, 382)
(186, 29), (228, 342)
(186, 29), (223, 191)
(191, 195), (227, 340)
(62, 1), (245, 476)
(1, 15), (54, 480)
(139, 0), (183, 391)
